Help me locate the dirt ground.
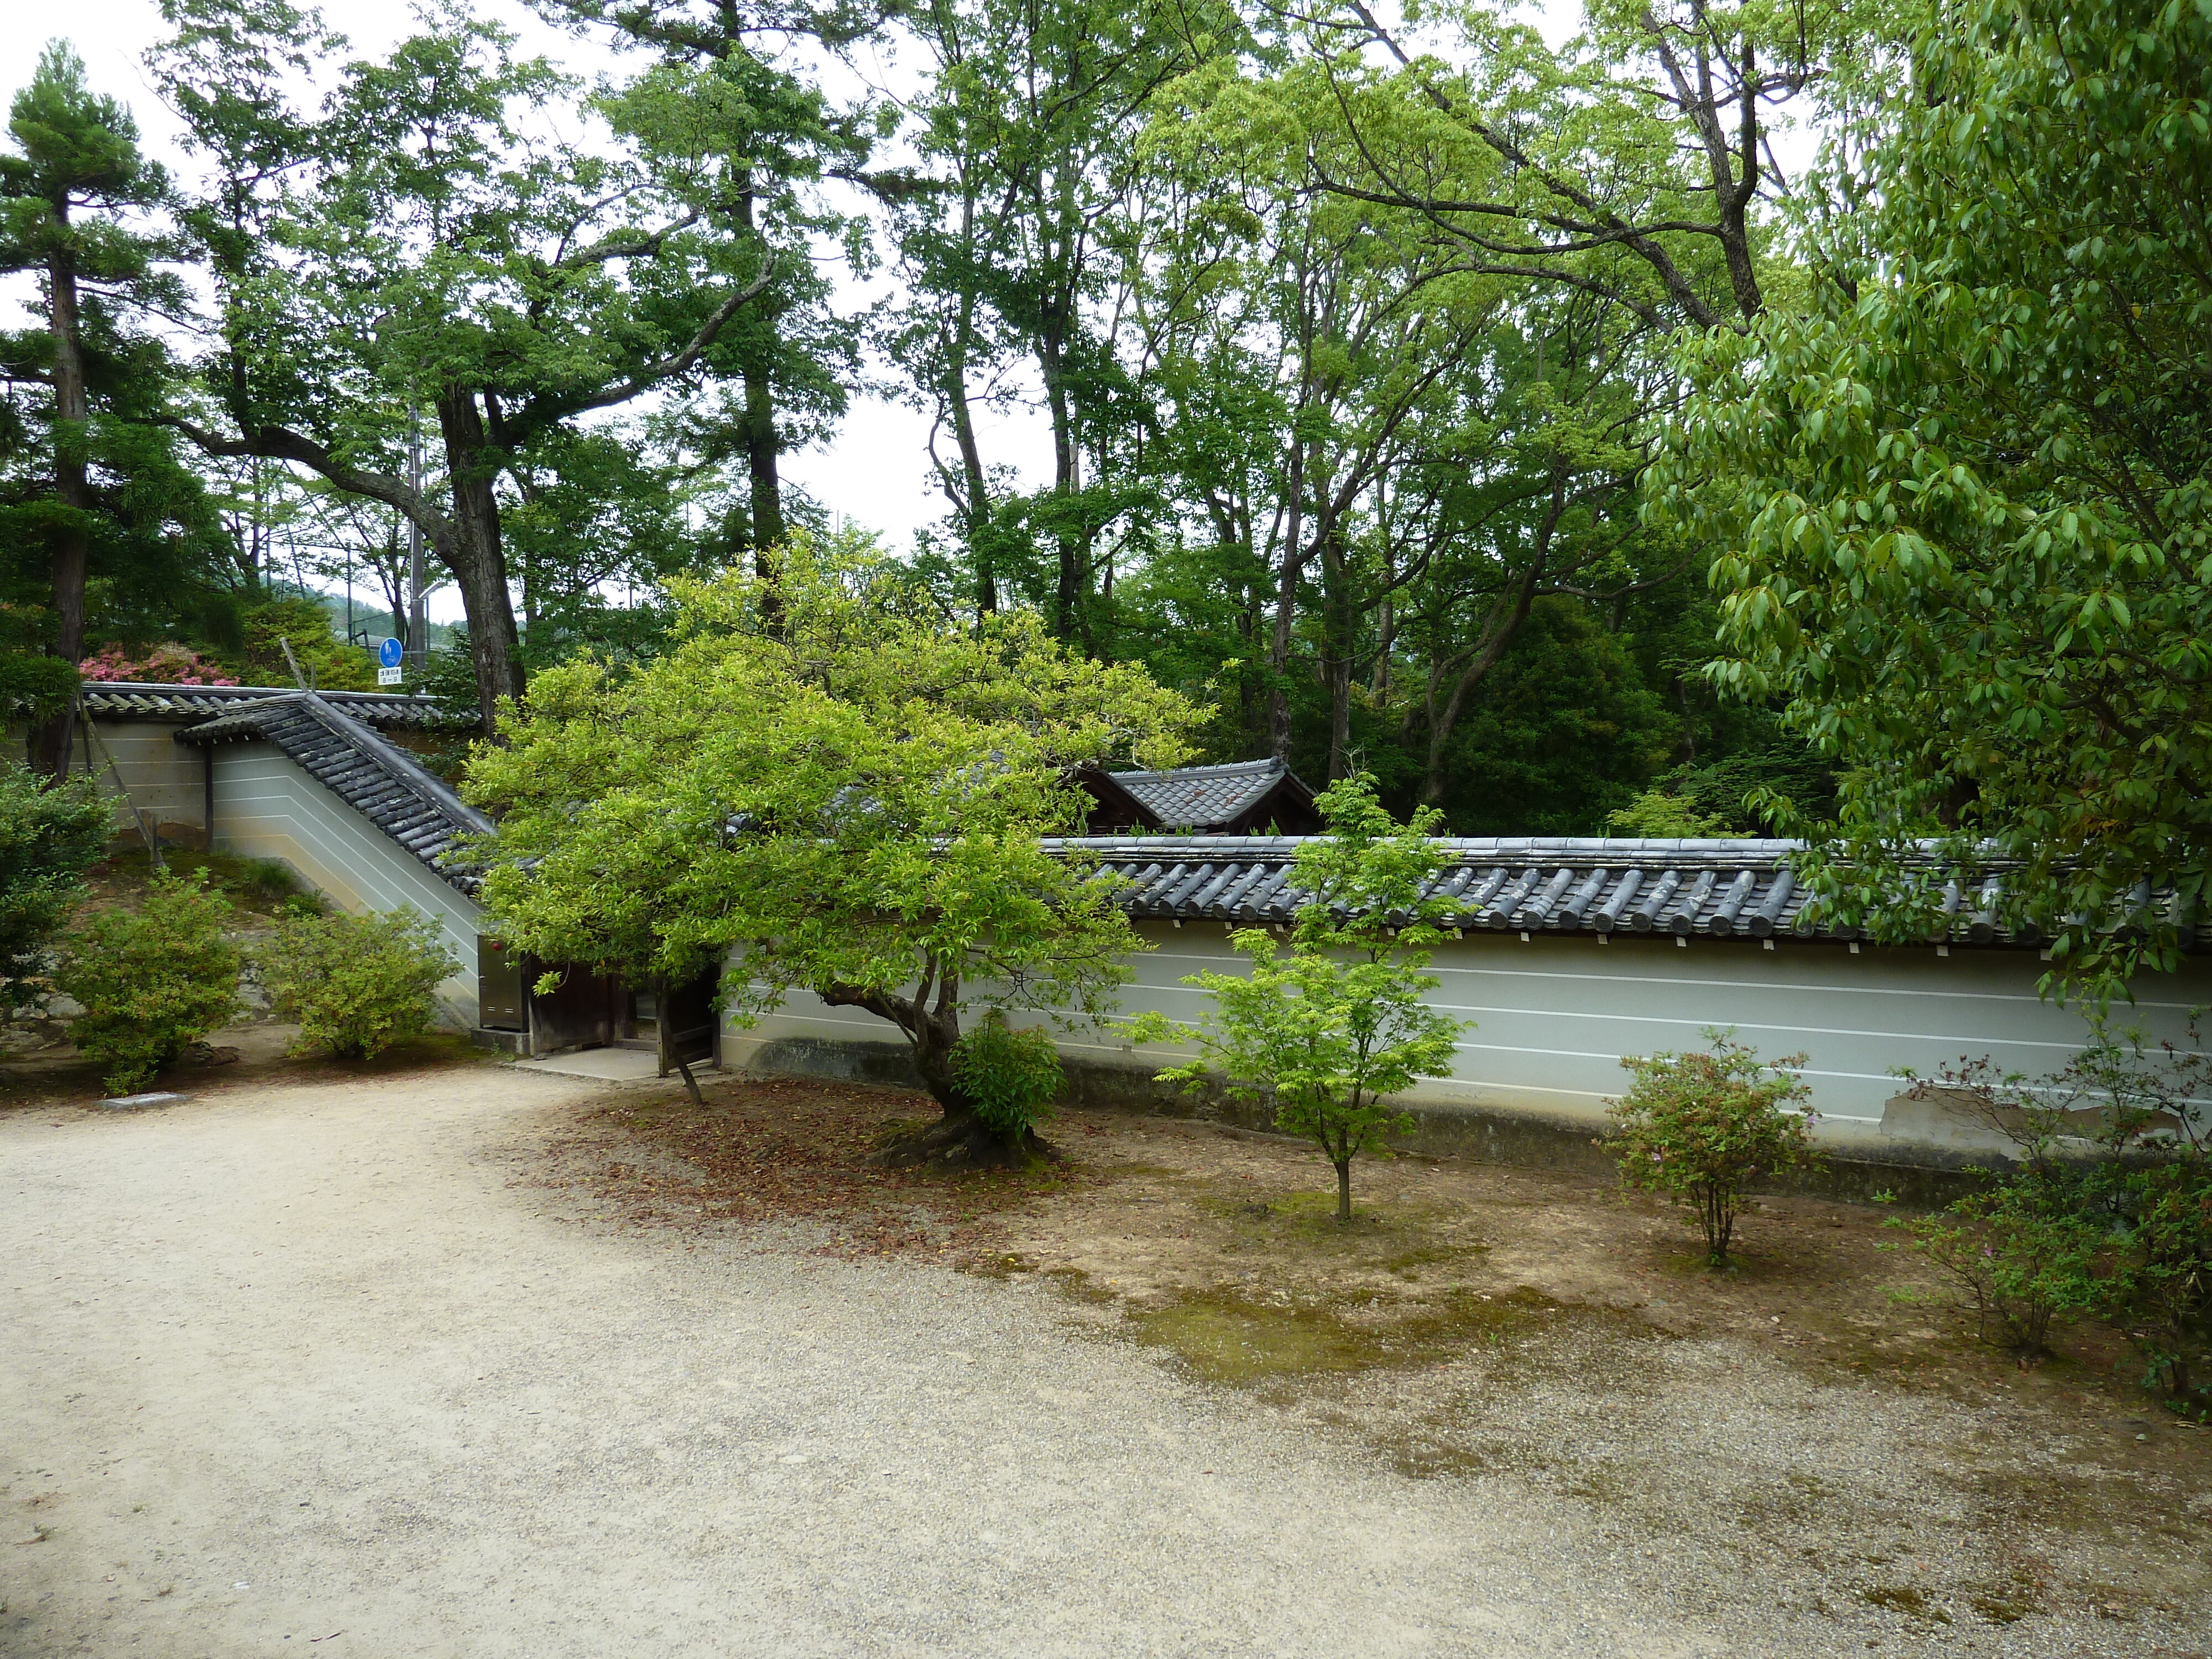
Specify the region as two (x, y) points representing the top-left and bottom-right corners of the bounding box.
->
(564, 1073), (2212, 1647)
(7, 1044), (2211, 1655)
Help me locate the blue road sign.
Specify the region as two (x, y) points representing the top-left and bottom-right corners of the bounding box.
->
(378, 635), (404, 669)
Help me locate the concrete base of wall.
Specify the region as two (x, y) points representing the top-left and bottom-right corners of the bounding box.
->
(726, 1032), (1995, 1209)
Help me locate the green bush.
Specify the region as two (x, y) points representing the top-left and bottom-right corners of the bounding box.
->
(1906, 1182), (2110, 1357)
(58, 869), (242, 1093)
(1900, 1035), (2211, 1405)
(1606, 1031), (1820, 1266)
(0, 652), (80, 723)
(2, 762), (112, 1013)
(261, 906), (460, 1060)
(233, 596), (377, 692)
(948, 1017), (1063, 1138)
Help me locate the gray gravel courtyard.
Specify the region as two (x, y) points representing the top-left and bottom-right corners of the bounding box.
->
(1, 1063), (2202, 1656)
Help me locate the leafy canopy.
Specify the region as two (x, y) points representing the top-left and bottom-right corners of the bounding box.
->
(1648, 0), (2212, 996)
(465, 533), (1202, 1093)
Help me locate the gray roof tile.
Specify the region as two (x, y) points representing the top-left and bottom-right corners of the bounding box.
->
(84, 681), (461, 731)
(1103, 759), (1312, 831)
(176, 693), (489, 894)
(1043, 834), (2137, 951)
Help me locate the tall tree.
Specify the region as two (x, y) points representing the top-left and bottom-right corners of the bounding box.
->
(892, 0), (1217, 643)
(1652, 0), (2212, 994)
(0, 43), (190, 773)
(535, 0), (879, 571)
(154, 3), (780, 731)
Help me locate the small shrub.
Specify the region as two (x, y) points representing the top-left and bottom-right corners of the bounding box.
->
(1905, 1182), (2109, 1357)
(1606, 1030), (1819, 1266)
(261, 907), (460, 1061)
(58, 869), (242, 1093)
(950, 1017), (1063, 1138)
(1900, 1031), (2211, 1401)
(226, 855), (302, 904)
(2, 762), (112, 1013)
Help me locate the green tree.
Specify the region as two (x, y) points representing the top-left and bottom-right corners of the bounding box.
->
(154, 4), (785, 731)
(2, 41), (215, 773)
(1133, 775), (1467, 1222)
(465, 531), (1201, 1166)
(0, 759), (110, 1012)
(1650, 0), (2212, 995)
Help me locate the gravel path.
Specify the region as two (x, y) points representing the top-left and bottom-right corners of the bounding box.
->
(0, 1067), (2138, 1656)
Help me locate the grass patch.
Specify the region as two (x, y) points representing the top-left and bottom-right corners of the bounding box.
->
(1122, 1284), (1568, 1387)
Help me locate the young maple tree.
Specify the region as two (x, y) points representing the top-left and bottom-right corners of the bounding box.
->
(465, 533), (1199, 1166)
(1132, 775), (1467, 1222)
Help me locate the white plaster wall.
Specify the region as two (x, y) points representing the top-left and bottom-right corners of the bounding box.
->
(723, 924), (2212, 1156)
(209, 743), (483, 1026)
(3, 719), (205, 842)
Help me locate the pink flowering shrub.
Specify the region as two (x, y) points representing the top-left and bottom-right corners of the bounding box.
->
(78, 643), (239, 686)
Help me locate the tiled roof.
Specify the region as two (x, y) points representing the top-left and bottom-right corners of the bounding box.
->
(1103, 759), (1312, 831)
(1052, 835), (2098, 948)
(176, 692), (490, 894)
(82, 681), (462, 731)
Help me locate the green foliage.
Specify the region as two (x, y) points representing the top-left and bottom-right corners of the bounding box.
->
(1606, 1032), (1819, 1266)
(0, 651), (78, 723)
(948, 1017), (1065, 1138)
(1899, 1029), (2212, 1404)
(0, 760), (111, 1012)
(261, 906), (460, 1061)
(1605, 790), (1729, 839)
(466, 531), (1201, 1135)
(1650, 0), (2212, 996)
(56, 868), (241, 1093)
(234, 596), (374, 691)
(1133, 775), (1467, 1221)
(1905, 1185), (2109, 1358)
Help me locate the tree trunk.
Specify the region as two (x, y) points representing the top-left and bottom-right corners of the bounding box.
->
(1321, 530), (1353, 781)
(1335, 1157), (1353, 1223)
(944, 237), (995, 615)
(818, 973), (1050, 1170)
(435, 390), (527, 734)
(1268, 439), (1308, 762)
(1039, 311), (1084, 644)
(29, 243), (91, 778)
(743, 358), (785, 556)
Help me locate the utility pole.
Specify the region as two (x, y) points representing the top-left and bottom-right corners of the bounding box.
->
(406, 409), (426, 675)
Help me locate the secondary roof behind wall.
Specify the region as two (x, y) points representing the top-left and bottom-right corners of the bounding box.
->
(1079, 759), (1322, 835)
(81, 681), (462, 732)
(1052, 834), (2159, 951)
(176, 692), (491, 895)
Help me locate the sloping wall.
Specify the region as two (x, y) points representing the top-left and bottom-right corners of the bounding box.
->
(722, 924), (2212, 1164)
(208, 742), (482, 1026)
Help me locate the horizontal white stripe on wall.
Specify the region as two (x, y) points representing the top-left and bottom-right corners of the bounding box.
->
(212, 745), (481, 1022)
